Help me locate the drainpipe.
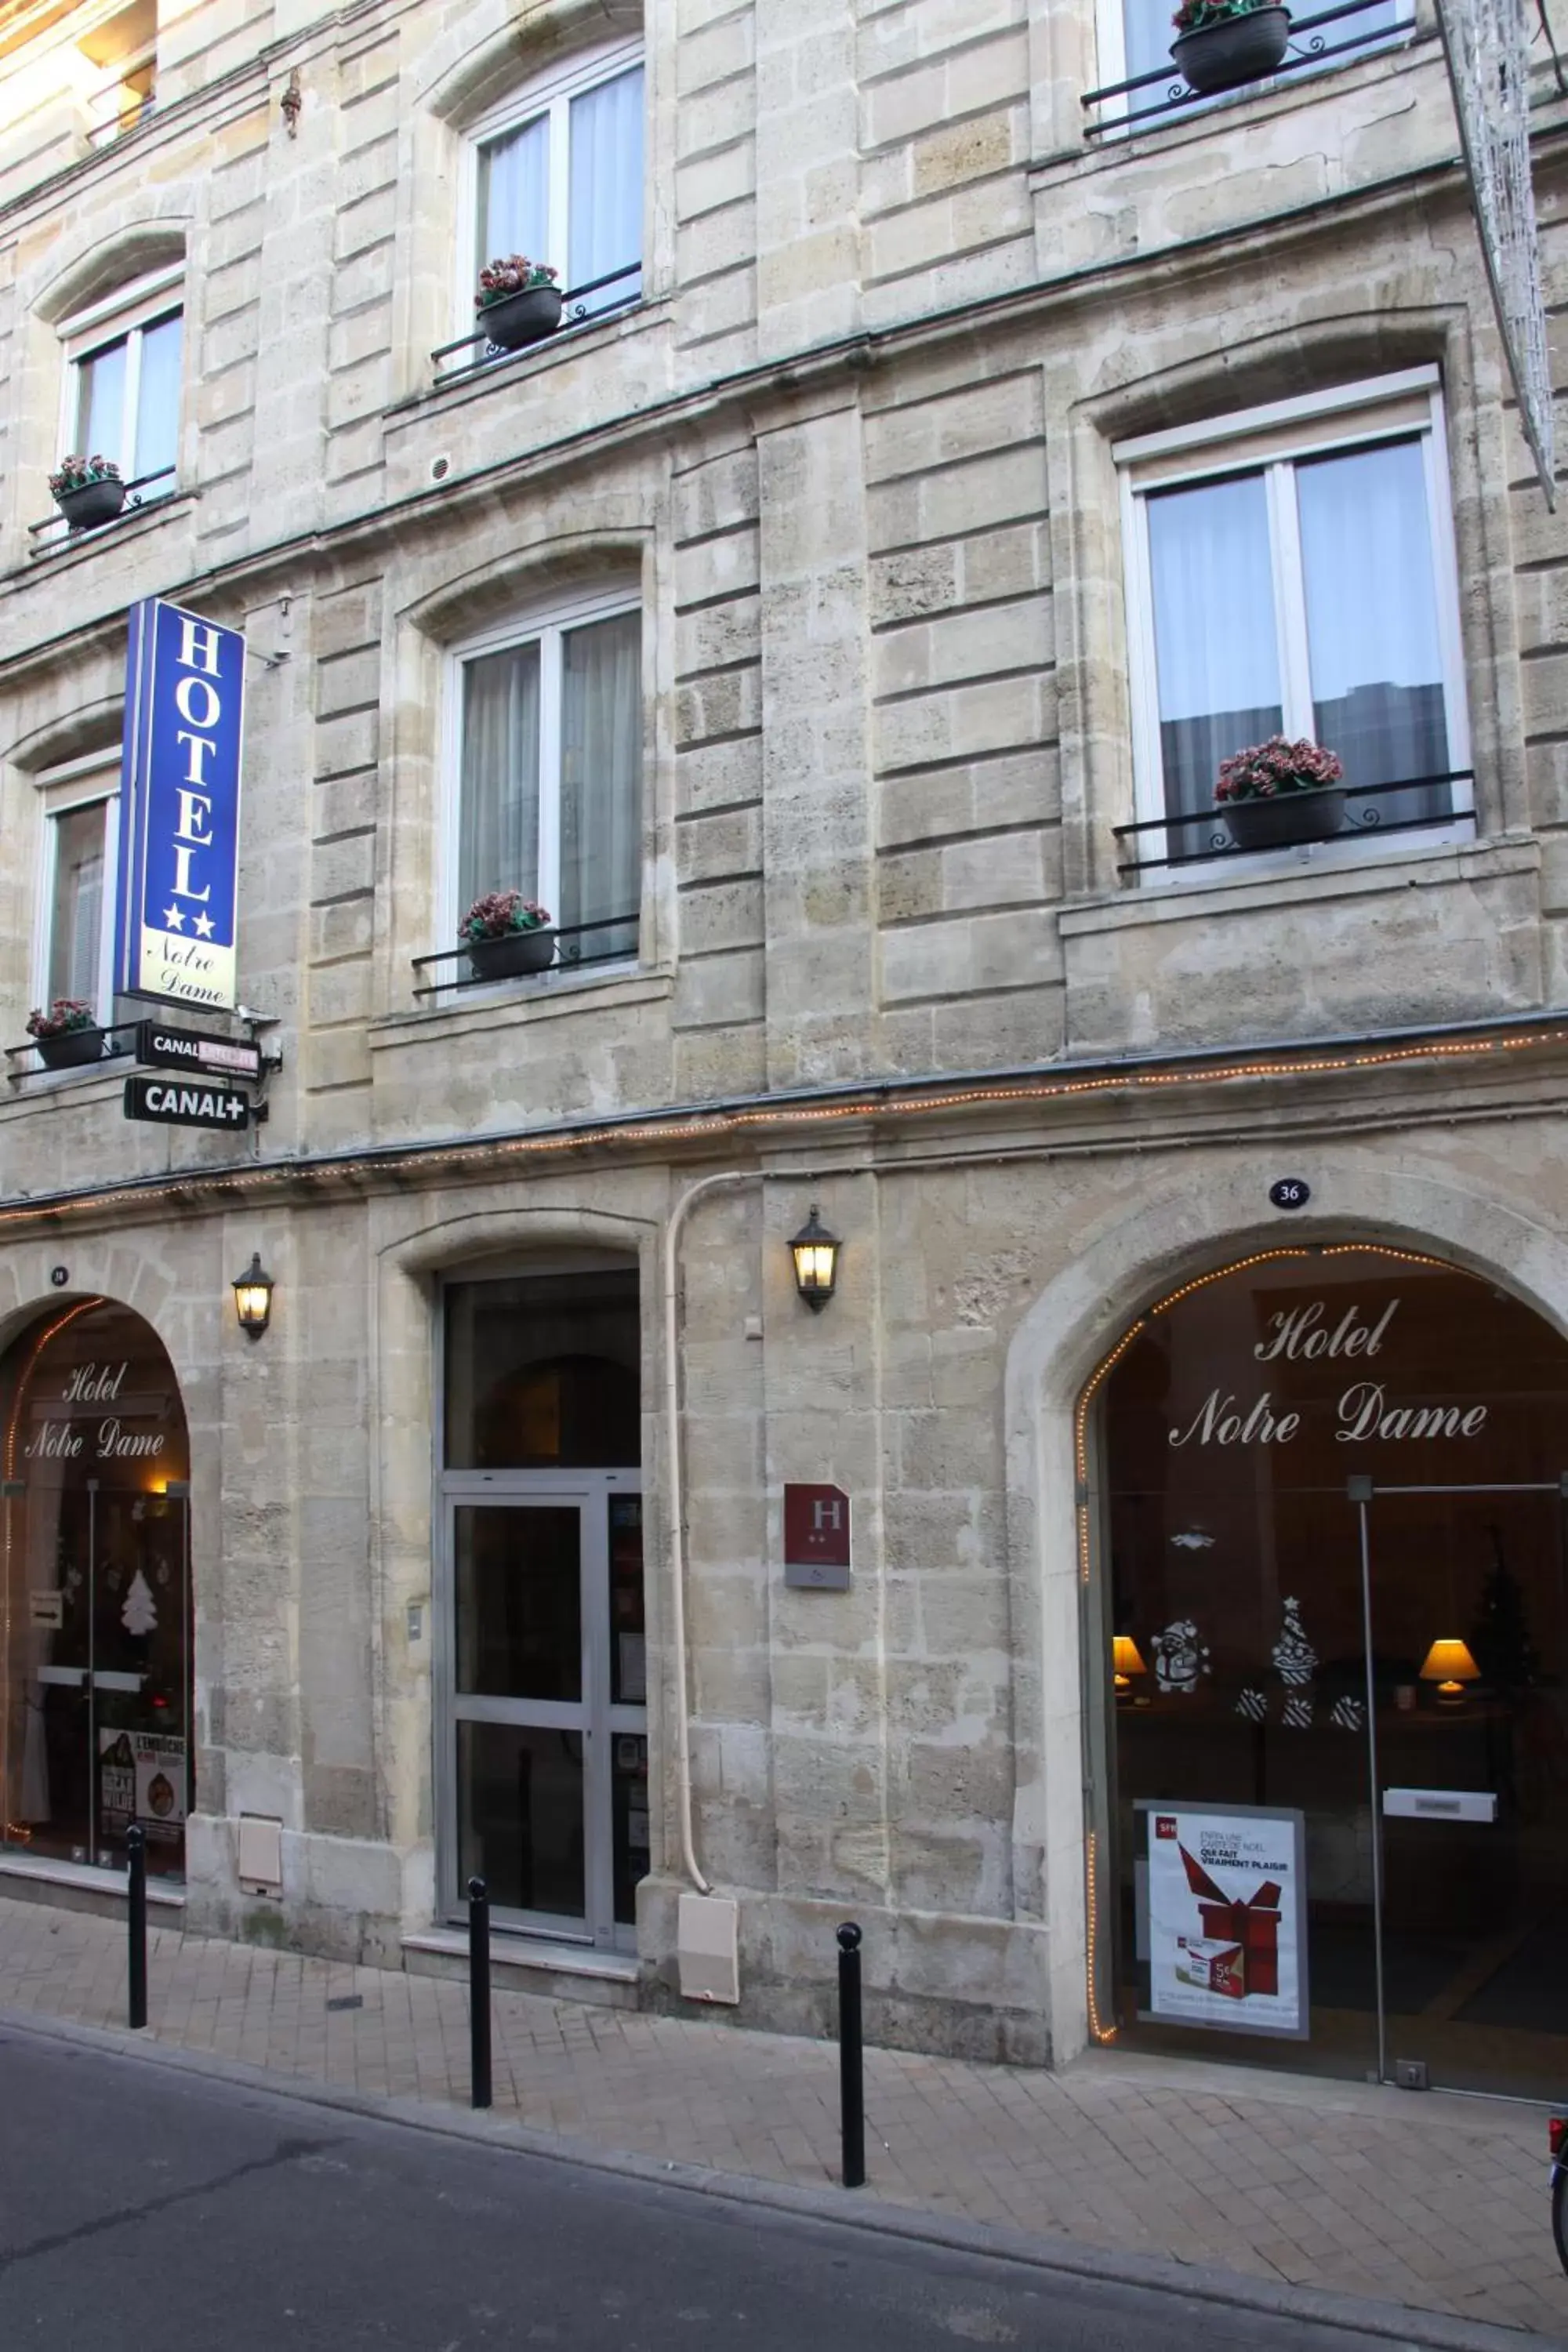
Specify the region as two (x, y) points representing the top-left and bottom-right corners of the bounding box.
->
(663, 1168), (757, 1895)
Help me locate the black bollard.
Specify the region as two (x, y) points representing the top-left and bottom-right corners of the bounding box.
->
(837, 1921), (865, 2188)
(468, 1875), (492, 2111)
(126, 1824), (148, 2031)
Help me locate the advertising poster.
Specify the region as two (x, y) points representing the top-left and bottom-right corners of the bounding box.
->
(99, 1729), (187, 1846)
(1137, 1802), (1308, 2039)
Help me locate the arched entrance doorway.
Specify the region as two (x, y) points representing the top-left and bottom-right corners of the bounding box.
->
(1088, 1244), (1568, 2099)
(0, 1299), (192, 1882)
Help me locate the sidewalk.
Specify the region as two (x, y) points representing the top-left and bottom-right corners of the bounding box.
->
(1, 1893), (1564, 2340)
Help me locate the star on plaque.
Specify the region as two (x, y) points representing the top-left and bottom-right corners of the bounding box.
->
(162, 905), (185, 931)
(193, 912), (215, 939)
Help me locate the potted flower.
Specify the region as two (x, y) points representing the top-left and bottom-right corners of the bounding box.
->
(27, 999), (103, 1070)
(475, 256), (563, 352)
(49, 454), (125, 531)
(1214, 735), (1346, 851)
(460, 891), (556, 981)
(1171, 0), (1290, 93)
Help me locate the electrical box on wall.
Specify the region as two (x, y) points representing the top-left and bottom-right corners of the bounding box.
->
(677, 1892), (739, 2004)
(237, 1813), (283, 1897)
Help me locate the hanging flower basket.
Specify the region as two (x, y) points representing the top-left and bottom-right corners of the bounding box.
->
(1214, 736), (1345, 851)
(50, 455), (125, 530)
(1171, 0), (1290, 91)
(460, 891), (556, 980)
(475, 257), (564, 351)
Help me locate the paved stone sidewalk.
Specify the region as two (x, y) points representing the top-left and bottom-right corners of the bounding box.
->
(1, 1894), (1564, 2339)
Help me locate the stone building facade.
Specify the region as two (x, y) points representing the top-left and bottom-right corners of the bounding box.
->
(1, 0), (1566, 2094)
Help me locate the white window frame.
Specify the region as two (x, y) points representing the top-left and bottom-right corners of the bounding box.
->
(1115, 365), (1473, 884)
(56, 261), (183, 488)
(1091, 0), (1414, 130)
(31, 750), (122, 1053)
(440, 583), (644, 971)
(456, 34), (644, 339)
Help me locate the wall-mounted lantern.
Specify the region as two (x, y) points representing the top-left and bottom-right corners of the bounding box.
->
(231, 1252), (275, 1340)
(789, 1206), (840, 1313)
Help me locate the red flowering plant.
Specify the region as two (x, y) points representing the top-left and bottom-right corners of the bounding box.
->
(459, 890), (553, 943)
(49, 453), (122, 495)
(26, 997), (97, 1039)
(1172, 0), (1275, 27)
(1214, 735), (1344, 804)
(475, 256), (560, 310)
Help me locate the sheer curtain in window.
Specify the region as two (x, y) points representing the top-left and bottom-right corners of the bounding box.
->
(48, 804), (107, 1005)
(1147, 473), (1283, 825)
(568, 67), (644, 312)
(133, 312), (183, 480)
(479, 114), (550, 273)
(74, 339), (126, 459)
(560, 612), (641, 955)
(1296, 438), (1450, 825)
(459, 644), (542, 913)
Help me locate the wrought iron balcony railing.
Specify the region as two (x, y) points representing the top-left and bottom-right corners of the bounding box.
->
(4, 1024), (129, 1076)
(429, 264), (643, 390)
(27, 466), (178, 554)
(1112, 770), (1476, 879)
(1082, 0), (1410, 137)
(412, 911), (641, 1000)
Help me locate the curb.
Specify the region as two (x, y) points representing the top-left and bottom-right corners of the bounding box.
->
(2, 2005), (1554, 2350)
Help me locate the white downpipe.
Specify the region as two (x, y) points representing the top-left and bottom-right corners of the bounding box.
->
(664, 1167), (755, 1895)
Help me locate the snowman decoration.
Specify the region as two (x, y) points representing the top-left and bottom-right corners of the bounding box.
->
(1150, 1618), (1210, 1696)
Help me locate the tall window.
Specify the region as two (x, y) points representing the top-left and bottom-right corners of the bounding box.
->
(1116, 368), (1471, 858)
(60, 267), (183, 490)
(451, 594), (642, 965)
(467, 42), (644, 321)
(34, 752), (121, 1029)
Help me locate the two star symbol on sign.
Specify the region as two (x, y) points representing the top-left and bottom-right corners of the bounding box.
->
(162, 906), (216, 938)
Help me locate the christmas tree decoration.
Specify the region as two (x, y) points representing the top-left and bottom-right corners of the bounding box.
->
(121, 1570), (158, 1638)
(1272, 1597), (1319, 1687)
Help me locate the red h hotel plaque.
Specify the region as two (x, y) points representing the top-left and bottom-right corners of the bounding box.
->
(782, 1483), (851, 1589)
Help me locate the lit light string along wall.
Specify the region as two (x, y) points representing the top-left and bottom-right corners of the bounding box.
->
(0, 1025), (1563, 1236)
(1075, 1243), (1474, 2045)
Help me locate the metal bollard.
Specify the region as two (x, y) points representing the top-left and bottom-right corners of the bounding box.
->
(126, 1824), (148, 2031)
(837, 1920), (865, 2189)
(467, 1875), (492, 2111)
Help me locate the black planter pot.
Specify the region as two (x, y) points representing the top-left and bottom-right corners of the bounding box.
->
(54, 477), (127, 531)
(1173, 5), (1290, 92)
(35, 1027), (103, 1070)
(466, 927), (557, 982)
(1221, 785), (1346, 851)
(477, 285), (564, 351)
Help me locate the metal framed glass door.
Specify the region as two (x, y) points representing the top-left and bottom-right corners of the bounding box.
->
(440, 1472), (645, 1949)
(1354, 1475), (1568, 2098)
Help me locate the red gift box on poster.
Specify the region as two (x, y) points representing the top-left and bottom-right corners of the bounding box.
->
(1179, 1845), (1283, 1997)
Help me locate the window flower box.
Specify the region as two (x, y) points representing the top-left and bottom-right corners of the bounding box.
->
(1171, 0), (1290, 91)
(49, 455), (125, 531)
(475, 258), (563, 351)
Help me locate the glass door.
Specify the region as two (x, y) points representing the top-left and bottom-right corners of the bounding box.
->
(1361, 1480), (1568, 2098)
(443, 1475), (645, 1948)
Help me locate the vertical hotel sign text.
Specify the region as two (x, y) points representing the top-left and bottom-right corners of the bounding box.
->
(116, 600), (246, 1011)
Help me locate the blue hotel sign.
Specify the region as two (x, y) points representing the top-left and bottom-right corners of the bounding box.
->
(115, 599), (246, 1012)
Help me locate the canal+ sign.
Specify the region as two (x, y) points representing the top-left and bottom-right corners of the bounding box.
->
(115, 599), (246, 1012)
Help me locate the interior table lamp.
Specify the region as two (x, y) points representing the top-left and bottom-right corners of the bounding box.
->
(1419, 1637), (1480, 1706)
(1112, 1634), (1147, 1702)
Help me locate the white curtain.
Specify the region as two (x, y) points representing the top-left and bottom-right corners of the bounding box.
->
(74, 337), (125, 459)
(560, 612), (641, 953)
(1297, 439), (1450, 815)
(1147, 473), (1283, 821)
(49, 804), (104, 1004)
(479, 113), (550, 274)
(459, 644), (542, 913)
(132, 311), (183, 481)
(568, 67), (644, 310)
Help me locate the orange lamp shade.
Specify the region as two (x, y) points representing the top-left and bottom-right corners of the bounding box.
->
(1112, 1635), (1147, 1687)
(1419, 1639), (1479, 1686)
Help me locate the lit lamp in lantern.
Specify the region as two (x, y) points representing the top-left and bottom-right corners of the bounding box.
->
(231, 1251), (275, 1341)
(1112, 1635), (1147, 1704)
(1419, 1637), (1480, 1707)
(789, 1206), (840, 1313)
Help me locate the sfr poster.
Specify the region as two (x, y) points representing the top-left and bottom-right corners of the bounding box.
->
(1138, 1802), (1308, 2038)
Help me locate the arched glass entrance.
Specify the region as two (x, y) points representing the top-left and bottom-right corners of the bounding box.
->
(0, 1299), (192, 1882)
(1091, 1245), (1568, 2099)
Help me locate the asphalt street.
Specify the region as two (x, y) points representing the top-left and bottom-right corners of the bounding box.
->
(0, 2024), (1474, 2350)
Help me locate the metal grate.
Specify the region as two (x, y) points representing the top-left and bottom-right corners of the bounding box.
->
(1083, 0), (1411, 136)
(27, 466), (177, 552)
(412, 912), (640, 999)
(430, 264), (642, 389)
(1111, 771), (1476, 877)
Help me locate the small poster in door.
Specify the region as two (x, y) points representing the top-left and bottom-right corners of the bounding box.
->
(135, 1733), (187, 1842)
(1138, 1802), (1308, 2039)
